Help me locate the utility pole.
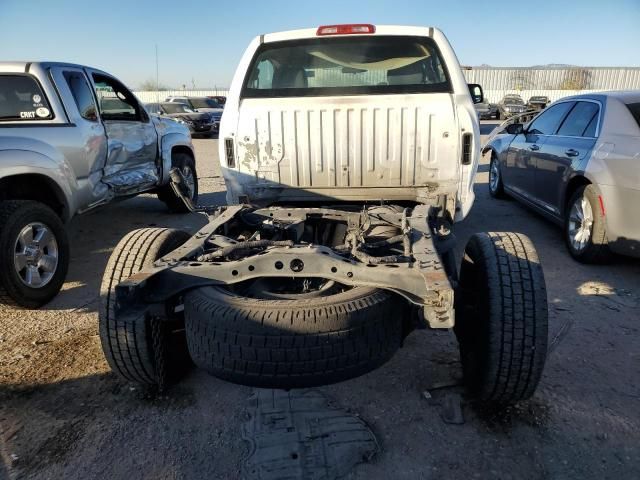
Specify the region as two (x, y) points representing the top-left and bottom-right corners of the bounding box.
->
(155, 43), (159, 103)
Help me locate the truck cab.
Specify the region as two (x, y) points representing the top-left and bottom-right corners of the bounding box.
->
(219, 25), (482, 221)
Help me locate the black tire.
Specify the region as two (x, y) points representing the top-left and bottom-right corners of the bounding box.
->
(184, 286), (408, 389)
(488, 153), (506, 199)
(157, 152), (198, 213)
(564, 185), (612, 263)
(99, 227), (191, 387)
(0, 200), (69, 309)
(454, 232), (548, 407)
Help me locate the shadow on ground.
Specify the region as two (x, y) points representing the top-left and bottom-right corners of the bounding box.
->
(40, 192), (225, 312)
(1, 139), (639, 479)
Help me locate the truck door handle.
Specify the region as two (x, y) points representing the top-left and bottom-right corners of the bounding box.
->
(529, 144), (540, 151)
(565, 149), (579, 157)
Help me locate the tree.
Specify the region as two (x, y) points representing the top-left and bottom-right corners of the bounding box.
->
(559, 68), (592, 90)
(138, 79), (170, 91)
(510, 70), (534, 90)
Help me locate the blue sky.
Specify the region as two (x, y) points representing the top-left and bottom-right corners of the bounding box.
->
(1, 0), (639, 89)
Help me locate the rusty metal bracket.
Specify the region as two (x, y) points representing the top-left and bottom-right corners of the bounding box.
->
(115, 204), (455, 328)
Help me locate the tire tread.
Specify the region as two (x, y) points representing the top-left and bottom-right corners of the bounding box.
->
(99, 228), (190, 385)
(456, 232), (548, 406)
(184, 287), (405, 389)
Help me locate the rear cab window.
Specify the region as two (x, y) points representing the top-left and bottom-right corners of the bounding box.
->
(242, 35), (451, 98)
(0, 74), (54, 121)
(63, 71), (98, 121)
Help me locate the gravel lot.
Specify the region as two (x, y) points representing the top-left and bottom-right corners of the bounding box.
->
(1, 122), (639, 479)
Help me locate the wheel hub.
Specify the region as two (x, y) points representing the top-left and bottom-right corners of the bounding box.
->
(13, 222), (59, 288)
(568, 196), (593, 251)
(489, 159), (499, 192)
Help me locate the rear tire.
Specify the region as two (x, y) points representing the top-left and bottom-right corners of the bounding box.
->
(157, 152), (198, 213)
(184, 285), (408, 389)
(99, 228), (191, 387)
(564, 185), (612, 263)
(0, 200), (69, 309)
(455, 232), (548, 407)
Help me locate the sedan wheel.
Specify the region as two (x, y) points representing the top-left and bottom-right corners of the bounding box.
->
(564, 185), (612, 263)
(567, 196), (593, 253)
(488, 154), (505, 198)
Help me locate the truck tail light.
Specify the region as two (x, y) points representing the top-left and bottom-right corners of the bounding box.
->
(224, 138), (235, 168)
(316, 24), (375, 36)
(462, 133), (472, 165)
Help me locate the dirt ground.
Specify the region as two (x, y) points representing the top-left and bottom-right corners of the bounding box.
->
(1, 122), (639, 480)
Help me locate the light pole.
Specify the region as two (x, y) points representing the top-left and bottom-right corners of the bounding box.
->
(155, 43), (159, 103)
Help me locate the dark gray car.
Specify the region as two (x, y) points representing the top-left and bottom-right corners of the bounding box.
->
(146, 102), (218, 136)
(527, 95), (549, 111)
(497, 94), (527, 120)
(484, 92), (640, 263)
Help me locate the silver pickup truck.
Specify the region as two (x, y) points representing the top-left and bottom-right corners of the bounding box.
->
(0, 62), (198, 308)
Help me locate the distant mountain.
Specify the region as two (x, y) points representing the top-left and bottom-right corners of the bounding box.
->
(529, 64), (578, 68)
(470, 64), (581, 69)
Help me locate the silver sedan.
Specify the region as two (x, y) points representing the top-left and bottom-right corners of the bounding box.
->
(483, 91), (640, 263)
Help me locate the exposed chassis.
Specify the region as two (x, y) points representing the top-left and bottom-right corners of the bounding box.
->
(115, 203), (456, 328)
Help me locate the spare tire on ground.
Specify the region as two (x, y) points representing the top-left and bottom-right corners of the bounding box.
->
(184, 284), (409, 389)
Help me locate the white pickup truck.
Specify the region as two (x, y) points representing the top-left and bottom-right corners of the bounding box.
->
(100, 25), (548, 408)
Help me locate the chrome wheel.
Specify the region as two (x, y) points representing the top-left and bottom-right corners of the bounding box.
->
(489, 158), (500, 193)
(568, 195), (594, 252)
(13, 222), (59, 288)
(182, 166), (195, 199)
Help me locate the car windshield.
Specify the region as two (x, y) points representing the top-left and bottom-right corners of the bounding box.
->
(504, 96), (524, 104)
(189, 98), (221, 109)
(242, 35), (451, 98)
(162, 103), (193, 114)
(0, 74), (53, 121)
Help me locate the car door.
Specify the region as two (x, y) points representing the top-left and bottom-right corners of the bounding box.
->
(505, 102), (575, 203)
(50, 67), (110, 207)
(87, 71), (159, 195)
(534, 101), (600, 216)
(502, 125), (546, 201)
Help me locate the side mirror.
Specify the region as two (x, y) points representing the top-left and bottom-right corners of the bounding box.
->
(468, 83), (484, 104)
(506, 123), (524, 135)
